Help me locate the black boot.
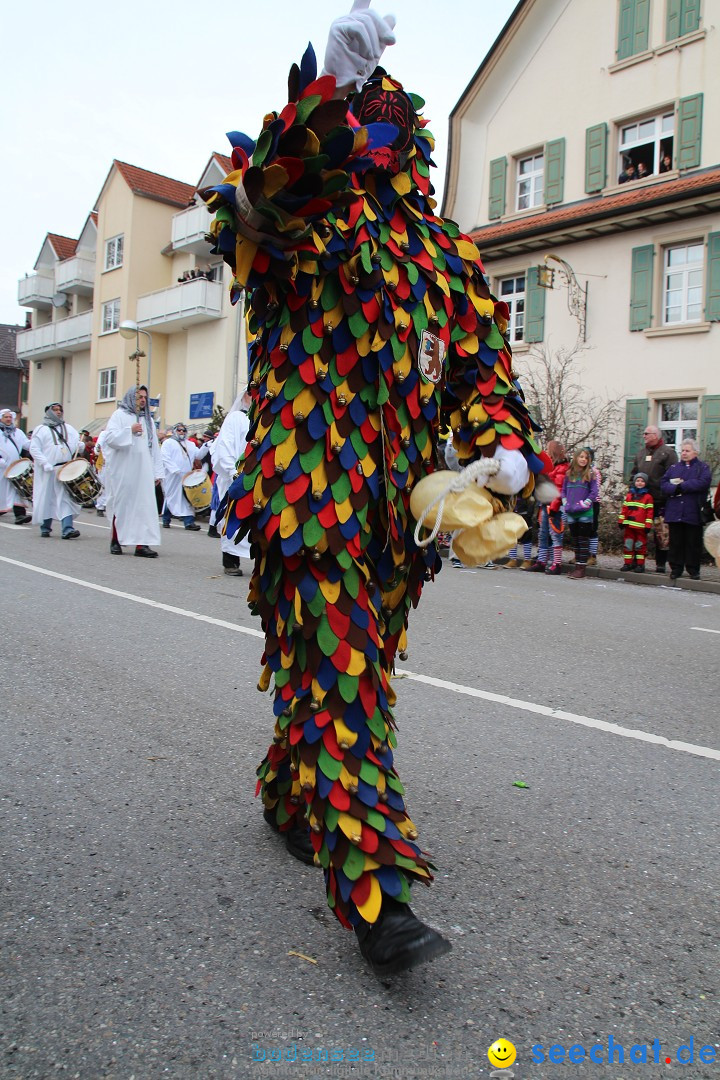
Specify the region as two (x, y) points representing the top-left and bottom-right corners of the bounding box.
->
(355, 896), (452, 976)
(263, 809), (316, 865)
(13, 507), (32, 525)
(110, 540), (122, 555)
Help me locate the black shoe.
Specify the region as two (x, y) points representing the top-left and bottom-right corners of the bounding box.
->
(207, 525), (220, 538)
(689, 573), (700, 580)
(355, 897), (452, 976)
(14, 514), (32, 525)
(40, 530), (51, 538)
(62, 529), (80, 539)
(635, 565), (645, 573)
(655, 565), (665, 574)
(134, 546), (159, 558)
(670, 573), (679, 582)
(110, 541), (123, 555)
(163, 521), (171, 529)
(223, 566), (243, 576)
(185, 523), (201, 531)
(96, 508), (105, 517)
(263, 809), (316, 866)
(620, 565), (632, 572)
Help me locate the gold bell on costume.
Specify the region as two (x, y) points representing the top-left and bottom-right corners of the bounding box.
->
(410, 465), (527, 566)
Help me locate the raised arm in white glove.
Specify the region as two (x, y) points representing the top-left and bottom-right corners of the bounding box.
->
(321, 0), (397, 97)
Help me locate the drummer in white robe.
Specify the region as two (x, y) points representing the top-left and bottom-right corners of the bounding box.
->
(0, 409), (32, 524)
(211, 390), (252, 576)
(29, 403), (83, 539)
(103, 386), (164, 558)
(161, 423), (204, 530)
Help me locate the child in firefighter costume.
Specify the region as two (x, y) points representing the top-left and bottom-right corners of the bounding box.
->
(204, 1), (545, 975)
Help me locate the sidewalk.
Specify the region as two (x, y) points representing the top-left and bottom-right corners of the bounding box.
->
(442, 551), (720, 594)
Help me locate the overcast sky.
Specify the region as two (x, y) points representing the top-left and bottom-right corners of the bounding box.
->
(1, 0), (517, 325)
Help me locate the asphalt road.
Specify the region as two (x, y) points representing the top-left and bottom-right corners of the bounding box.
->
(1, 511), (718, 1080)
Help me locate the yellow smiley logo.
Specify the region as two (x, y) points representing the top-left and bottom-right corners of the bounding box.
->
(488, 1038), (517, 1069)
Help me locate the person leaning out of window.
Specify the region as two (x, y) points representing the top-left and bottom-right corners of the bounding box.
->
(660, 440), (712, 581)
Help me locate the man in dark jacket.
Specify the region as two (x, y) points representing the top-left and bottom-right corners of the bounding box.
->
(660, 439), (712, 580)
(633, 425), (677, 572)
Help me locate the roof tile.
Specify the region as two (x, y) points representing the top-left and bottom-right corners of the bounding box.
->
(47, 234), (78, 261)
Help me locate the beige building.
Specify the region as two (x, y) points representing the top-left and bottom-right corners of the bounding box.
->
(443, 0), (720, 477)
(17, 154), (244, 432)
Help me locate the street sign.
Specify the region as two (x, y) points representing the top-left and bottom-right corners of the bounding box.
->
(189, 392), (214, 419)
(149, 397), (160, 409)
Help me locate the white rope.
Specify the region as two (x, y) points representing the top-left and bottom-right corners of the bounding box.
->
(413, 458), (500, 548)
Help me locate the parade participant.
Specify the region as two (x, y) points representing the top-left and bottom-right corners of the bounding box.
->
(618, 471), (654, 572)
(202, 0), (544, 975)
(211, 390), (252, 576)
(0, 409), (32, 524)
(29, 403), (83, 538)
(94, 428), (109, 516)
(161, 423), (203, 530)
(103, 386), (164, 558)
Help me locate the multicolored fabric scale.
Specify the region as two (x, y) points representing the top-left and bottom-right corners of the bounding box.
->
(203, 46), (542, 928)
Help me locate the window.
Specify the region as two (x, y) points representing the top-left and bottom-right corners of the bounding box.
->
(516, 153), (544, 211)
(663, 242), (703, 324)
(498, 276), (525, 343)
(101, 298), (120, 333)
(619, 110), (674, 178)
(98, 368), (117, 401)
(658, 400), (698, 451)
(105, 235), (124, 271)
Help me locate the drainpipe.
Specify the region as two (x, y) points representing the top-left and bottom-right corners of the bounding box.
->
(231, 288), (246, 403)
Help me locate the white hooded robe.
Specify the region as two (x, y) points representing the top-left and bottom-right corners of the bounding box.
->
(104, 408), (164, 546)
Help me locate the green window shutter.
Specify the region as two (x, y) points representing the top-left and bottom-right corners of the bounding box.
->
(624, 398), (649, 479)
(544, 138), (565, 206)
(681, 0), (701, 34)
(617, 0), (635, 58)
(700, 395), (720, 480)
(524, 266), (546, 343)
(629, 245), (654, 330)
(585, 123), (608, 193)
(705, 232), (720, 321)
(676, 93), (703, 170)
(618, 0), (650, 58)
(633, 0), (650, 51)
(666, 0), (682, 38)
(488, 157), (507, 220)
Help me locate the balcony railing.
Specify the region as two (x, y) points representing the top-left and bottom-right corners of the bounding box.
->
(55, 256), (95, 295)
(136, 278), (223, 331)
(171, 203), (214, 255)
(16, 311), (93, 359)
(18, 273), (54, 308)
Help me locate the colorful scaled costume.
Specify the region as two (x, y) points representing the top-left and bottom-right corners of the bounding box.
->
(204, 46), (543, 931)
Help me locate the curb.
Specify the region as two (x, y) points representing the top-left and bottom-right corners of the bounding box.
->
(586, 565), (720, 595)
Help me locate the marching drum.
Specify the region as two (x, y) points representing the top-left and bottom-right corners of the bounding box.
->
(57, 458), (102, 507)
(3, 459), (34, 501)
(182, 470), (212, 513)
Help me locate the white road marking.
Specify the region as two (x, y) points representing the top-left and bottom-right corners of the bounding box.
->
(691, 626), (720, 635)
(0, 555), (263, 639)
(1, 554), (718, 763)
(401, 671), (720, 762)
(75, 519), (110, 530)
(0, 522), (27, 530)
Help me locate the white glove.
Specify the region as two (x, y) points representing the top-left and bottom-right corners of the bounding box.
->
(321, 0), (397, 96)
(481, 446), (530, 496)
(44, 463), (54, 473)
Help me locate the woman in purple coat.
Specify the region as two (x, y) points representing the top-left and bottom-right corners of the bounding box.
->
(660, 439), (712, 580)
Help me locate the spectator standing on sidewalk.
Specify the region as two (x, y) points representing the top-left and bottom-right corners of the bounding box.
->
(531, 440), (568, 575)
(618, 472), (654, 572)
(632, 425), (677, 573)
(562, 448), (600, 579)
(660, 439), (712, 581)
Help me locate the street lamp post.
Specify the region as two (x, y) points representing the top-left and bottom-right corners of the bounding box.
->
(119, 319), (153, 396)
